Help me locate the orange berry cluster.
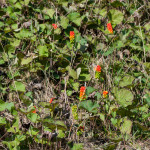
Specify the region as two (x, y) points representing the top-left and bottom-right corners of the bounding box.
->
(70, 31), (75, 44)
(94, 65), (101, 79)
(52, 24), (57, 29)
(32, 106), (36, 113)
(94, 65), (101, 72)
(49, 98), (54, 104)
(103, 91), (108, 98)
(107, 23), (113, 34)
(79, 86), (86, 100)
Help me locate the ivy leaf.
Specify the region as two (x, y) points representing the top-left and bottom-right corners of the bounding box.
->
(0, 99), (5, 111)
(71, 143), (83, 150)
(67, 12), (83, 26)
(27, 113), (38, 123)
(79, 100), (99, 114)
(38, 45), (48, 57)
(14, 29), (33, 39)
(111, 1), (124, 7)
(144, 94), (150, 106)
(60, 16), (69, 29)
(24, 0), (30, 6)
(41, 118), (67, 131)
(79, 73), (91, 81)
(4, 45), (15, 58)
(43, 8), (55, 18)
(11, 81), (26, 92)
(0, 117), (6, 125)
(119, 75), (135, 87)
(99, 8), (107, 17)
(103, 47), (114, 56)
(120, 117), (132, 134)
(57, 130), (65, 138)
(66, 66), (77, 79)
(5, 102), (14, 111)
(72, 82), (79, 91)
(115, 89), (134, 107)
(95, 92), (101, 100)
(86, 86), (95, 96)
(21, 57), (33, 65)
(144, 22), (150, 31)
(109, 9), (124, 24)
(8, 0), (17, 3)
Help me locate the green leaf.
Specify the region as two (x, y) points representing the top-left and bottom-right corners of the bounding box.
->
(8, 0), (17, 3)
(119, 75), (135, 87)
(7, 117), (19, 133)
(11, 24), (18, 30)
(71, 143), (83, 150)
(144, 94), (150, 106)
(60, 16), (69, 29)
(114, 76), (122, 85)
(38, 45), (48, 57)
(14, 2), (22, 9)
(16, 135), (26, 141)
(111, 1), (124, 7)
(86, 86), (95, 96)
(144, 44), (150, 52)
(68, 12), (80, 20)
(67, 67), (77, 79)
(27, 113), (38, 123)
(67, 12), (82, 26)
(0, 117), (6, 125)
(43, 8), (55, 18)
(24, 0), (30, 5)
(29, 127), (39, 135)
(10, 39), (20, 47)
(14, 29), (33, 39)
(4, 45), (15, 58)
(99, 8), (107, 17)
(21, 57), (33, 65)
(0, 58), (5, 64)
(72, 82), (79, 91)
(7, 71), (20, 79)
(79, 100), (99, 113)
(111, 118), (117, 126)
(5, 102), (14, 111)
(73, 17), (82, 26)
(99, 113), (105, 122)
(58, 130), (65, 138)
(18, 106), (35, 115)
(109, 9), (124, 24)
(67, 90), (73, 96)
(115, 89), (134, 107)
(0, 21), (4, 28)
(0, 100), (5, 111)
(54, 28), (61, 34)
(95, 92), (101, 100)
(103, 47), (114, 56)
(79, 73), (91, 81)
(12, 81), (26, 92)
(144, 22), (150, 31)
(42, 118), (67, 131)
(120, 117), (132, 134)
(4, 27), (12, 33)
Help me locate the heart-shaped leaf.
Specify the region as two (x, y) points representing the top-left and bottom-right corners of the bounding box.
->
(115, 89), (134, 107)
(79, 100), (99, 113)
